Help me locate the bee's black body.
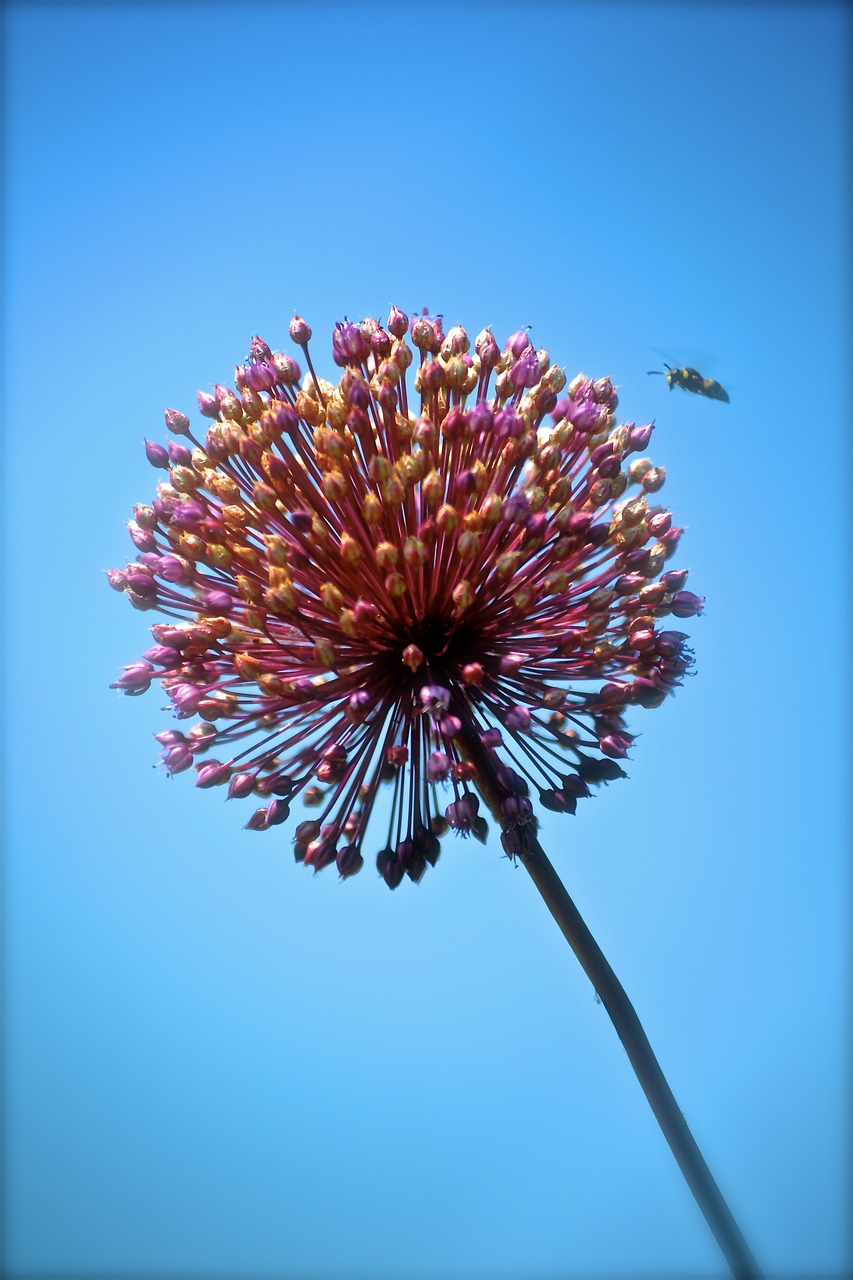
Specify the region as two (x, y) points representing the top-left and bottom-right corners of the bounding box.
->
(648, 364), (729, 403)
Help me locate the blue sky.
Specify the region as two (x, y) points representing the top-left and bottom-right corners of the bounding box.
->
(3, 3), (848, 1278)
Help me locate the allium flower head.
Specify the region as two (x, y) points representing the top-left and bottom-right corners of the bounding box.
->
(110, 309), (702, 887)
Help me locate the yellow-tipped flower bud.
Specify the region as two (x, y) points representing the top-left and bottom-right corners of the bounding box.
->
(362, 492), (382, 524)
(436, 503), (459, 533)
(340, 533), (362, 564)
(375, 541), (399, 570)
(453, 580), (475, 610)
(403, 537), (427, 568)
(321, 582), (344, 612)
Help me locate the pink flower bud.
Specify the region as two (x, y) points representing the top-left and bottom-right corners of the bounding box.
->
(144, 439), (169, 468)
(505, 705), (532, 732)
(387, 306), (408, 338)
(197, 390), (219, 418)
(670, 591), (705, 618)
(289, 315), (312, 346)
(195, 760), (232, 788)
(336, 845), (364, 879)
(426, 751), (451, 783)
(164, 408), (191, 435)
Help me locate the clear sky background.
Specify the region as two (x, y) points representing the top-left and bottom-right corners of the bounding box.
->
(3, 3), (849, 1278)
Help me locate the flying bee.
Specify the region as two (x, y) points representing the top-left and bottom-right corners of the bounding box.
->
(647, 363), (729, 403)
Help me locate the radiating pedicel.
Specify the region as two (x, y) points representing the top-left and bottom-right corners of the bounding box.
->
(109, 308), (702, 887)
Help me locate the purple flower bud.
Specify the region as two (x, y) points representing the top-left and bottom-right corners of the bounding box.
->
(346, 690), (372, 724)
(474, 327), (501, 369)
(195, 760), (232, 788)
(615, 573), (645, 596)
(124, 566), (157, 596)
(227, 771), (256, 799)
(376, 846), (404, 889)
(197, 390), (219, 418)
(164, 744), (194, 773)
(656, 629), (690, 657)
(426, 751), (451, 783)
(336, 845), (364, 879)
(506, 327), (532, 359)
(414, 823), (441, 867)
(494, 407), (523, 440)
(495, 765), (529, 796)
(168, 682), (203, 713)
(289, 315), (312, 346)
(387, 306), (408, 338)
(420, 685), (451, 717)
(599, 733), (631, 759)
(670, 590), (705, 618)
(290, 510), (313, 533)
(128, 523), (157, 552)
(143, 644), (181, 667)
(438, 714), (462, 739)
(332, 320), (369, 367)
(480, 728), (503, 748)
(410, 313), (438, 353)
(565, 383), (603, 433)
(167, 440), (193, 466)
(154, 555), (190, 585)
(500, 794), (531, 824)
(397, 837), (426, 883)
(370, 325), (392, 359)
(154, 729), (186, 746)
(144, 439), (170, 468)
(660, 569), (689, 594)
(575, 754), (627, 784)
(249, 335), (272, 362)
(445, 793), (479, 832)
(593, 376), (618, 408)
(111, 660), (155, 693)
(171, 500), (206, 531)
(502, 492), (530, 524)
(522, 513), (548, 545)
(630, 678), (666, 709)
(164, 408), (191, 435)
(505, 705), (532, 733)
(658, 527), (683, 558)
(467, 402), (493, 436)
(244, 360), (274, 393)
(265, 797), (290, 825)
(245, 809), (268, 831)
(561, 774), (590, 798)
(624, 548), (651, 573)
(590, 440), (617, 466)
(587, 522), (611, 548)
(500, 823), (536, 858)
(199, 589), (234, 614)
(647, 510), (672, 537)
(540, 788), (578, 814)
(273, 353), (300, 385)
(628, 422), (654, 452)
(510, 349), (540, 390)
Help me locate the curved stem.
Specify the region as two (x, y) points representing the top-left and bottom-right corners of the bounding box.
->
(521, 838), (762, 1280)
(459, 719), (762, 1279)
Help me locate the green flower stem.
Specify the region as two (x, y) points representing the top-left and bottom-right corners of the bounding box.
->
(520, 837), (762, 1280)
(460, 719), (762, 1279)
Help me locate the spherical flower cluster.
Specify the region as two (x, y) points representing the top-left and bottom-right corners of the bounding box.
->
(109, 308), (702, 887)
